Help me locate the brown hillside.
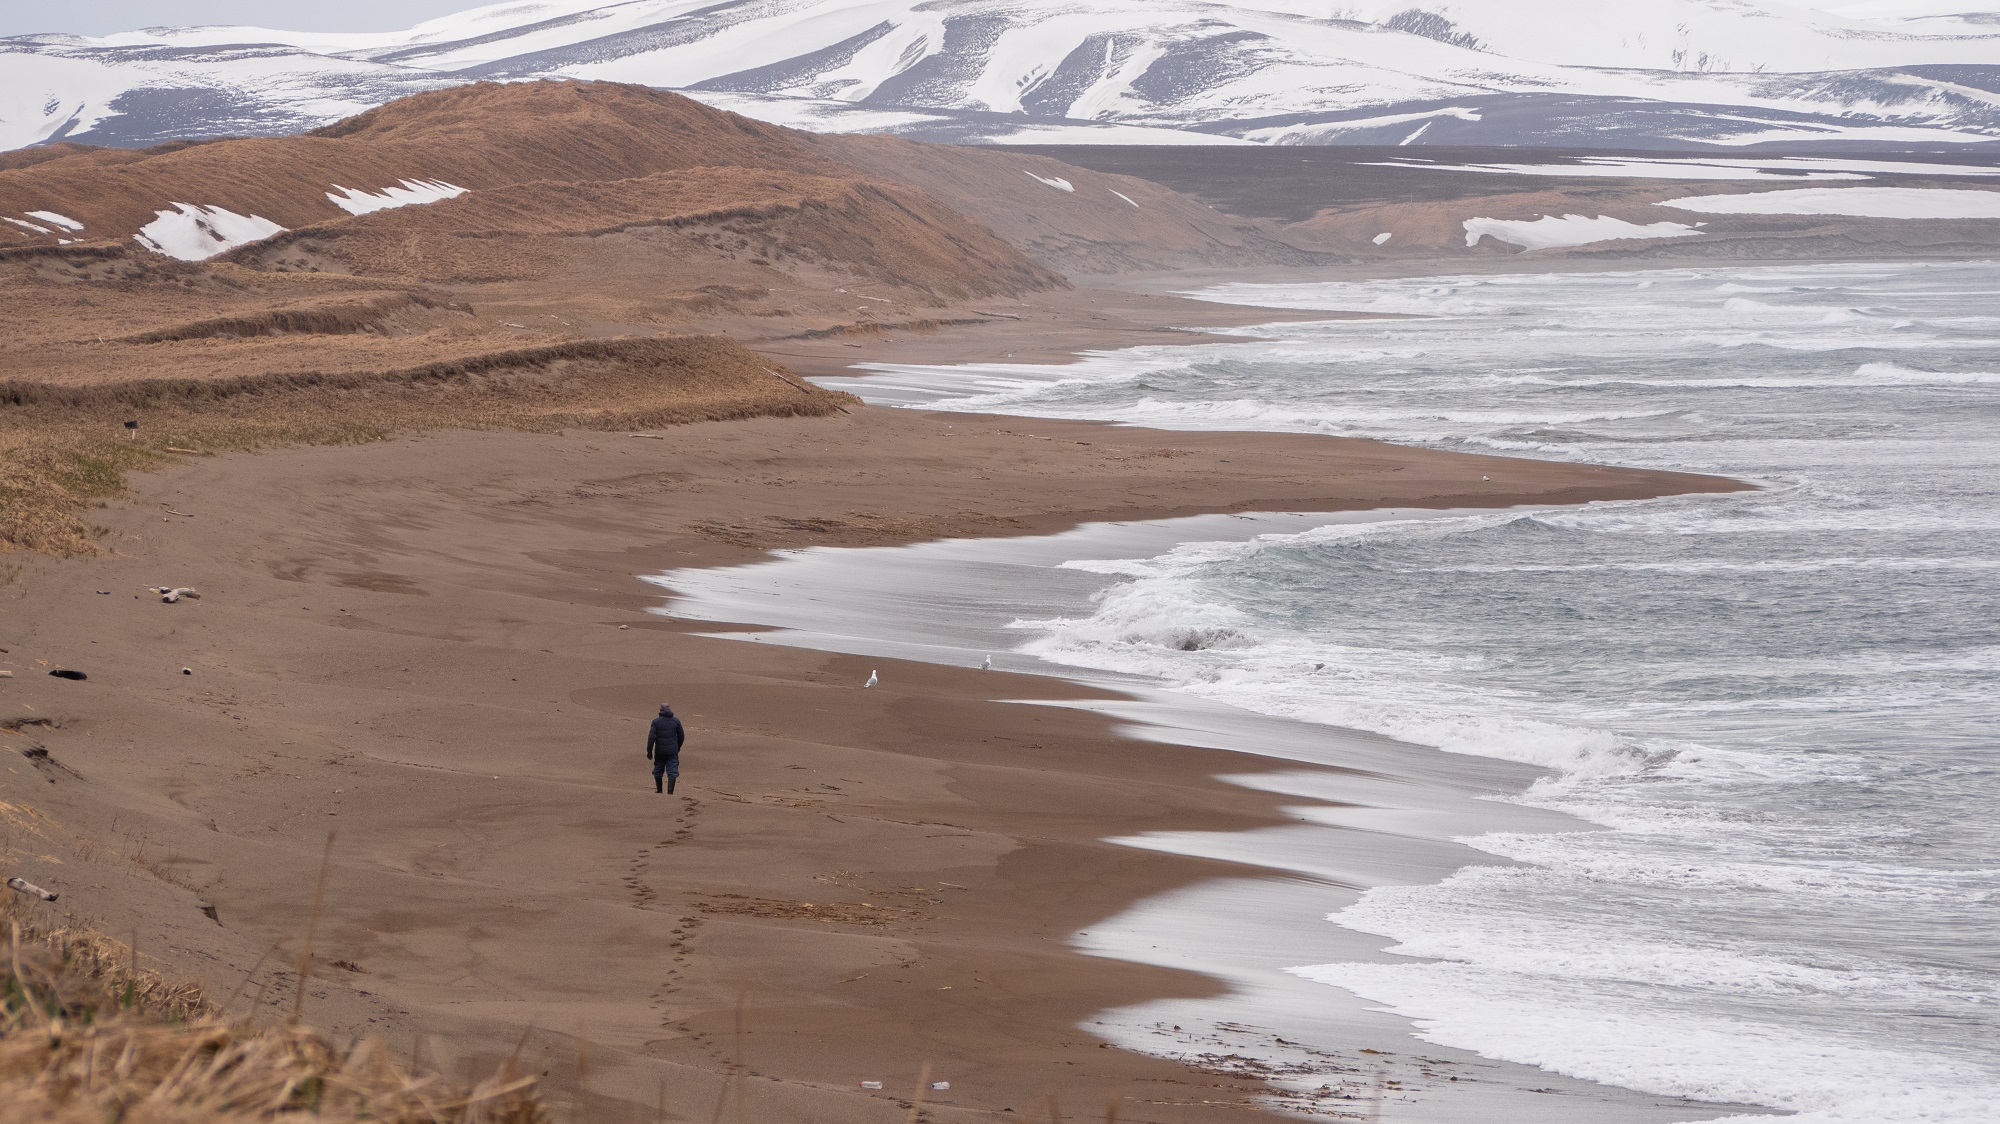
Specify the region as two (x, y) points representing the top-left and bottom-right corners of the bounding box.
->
(0, 83), (849, 247)
(0, 80), (1331, 283)
(0, 82), (1066, 554)
(819, 133), (1328, 275)
(1, 82), (1065, 405)
(0, 333), (857, 553)
(224, 167), (1057, 299)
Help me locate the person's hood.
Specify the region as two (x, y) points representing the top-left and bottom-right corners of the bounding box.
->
(658, 705), (675, 716)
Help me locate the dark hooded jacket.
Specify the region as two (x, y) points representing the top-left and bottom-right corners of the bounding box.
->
(646, 705), (685, 760)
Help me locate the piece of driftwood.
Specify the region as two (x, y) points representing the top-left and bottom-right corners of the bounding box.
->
(6, 876), (58, 902)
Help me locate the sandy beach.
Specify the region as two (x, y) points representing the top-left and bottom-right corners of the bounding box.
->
(0, 300), (1760, 1123)
(3, 18), (1994, 1116)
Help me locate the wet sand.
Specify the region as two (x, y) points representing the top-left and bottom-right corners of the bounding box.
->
(2, 328), (1754, 1122)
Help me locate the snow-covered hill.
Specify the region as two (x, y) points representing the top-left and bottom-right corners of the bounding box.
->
(6, 0), (2000, 152)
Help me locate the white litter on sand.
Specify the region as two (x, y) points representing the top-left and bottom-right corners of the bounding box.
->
(133, 203), (286, 261)
(2, 216), (52, 234)
(1463, 213), (1702, 251)
(1109, 189), (1139, 208)
(1661, 187), (2000, 220)
(1026, 171), (1075, 193)
(1373, 231), (1393, 245)
(27, 210), (83, 231)
(325, 178), (468, 216)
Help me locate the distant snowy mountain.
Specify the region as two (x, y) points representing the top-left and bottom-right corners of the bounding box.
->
(6, 0), (2000, 152)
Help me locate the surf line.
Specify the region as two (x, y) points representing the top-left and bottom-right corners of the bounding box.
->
(641, 500), (1745, 1118)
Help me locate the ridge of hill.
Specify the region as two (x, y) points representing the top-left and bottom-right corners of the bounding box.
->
(221, 168), (1057, 297)
(0, 80), (1312, 283)
(0, 83), (848, 250)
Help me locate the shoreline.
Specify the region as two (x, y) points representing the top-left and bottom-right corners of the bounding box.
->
(648, 503), (1774, 1120)
(752, 283), (1393, 378)
(1, 290), (1759, 1123)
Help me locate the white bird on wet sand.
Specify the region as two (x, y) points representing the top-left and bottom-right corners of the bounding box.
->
(864, 670), (878, 688)
(981, 655), (992, 670)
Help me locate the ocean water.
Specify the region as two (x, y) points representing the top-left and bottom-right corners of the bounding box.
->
(818, 261), (2000, 1122)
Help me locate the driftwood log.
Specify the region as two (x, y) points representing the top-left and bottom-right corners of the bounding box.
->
(6, 876), (58, 902)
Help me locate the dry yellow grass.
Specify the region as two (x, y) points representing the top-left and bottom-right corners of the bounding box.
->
(0, 895), (545, 1124)
(0, 336), (858, 554)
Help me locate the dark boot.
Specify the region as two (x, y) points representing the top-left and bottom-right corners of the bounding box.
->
(667, 776), (677, 794)
(654, 774), (663, 794)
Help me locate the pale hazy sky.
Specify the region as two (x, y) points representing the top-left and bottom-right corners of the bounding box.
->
(0, 2), (486, 36)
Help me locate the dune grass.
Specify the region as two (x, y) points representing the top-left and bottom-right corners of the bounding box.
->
(0, 894), (545, 1123)
(0, 336), (857, 554)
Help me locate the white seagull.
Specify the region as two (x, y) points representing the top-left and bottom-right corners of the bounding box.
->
(981, 655), (992, 670)
(864, 670), (878, 688)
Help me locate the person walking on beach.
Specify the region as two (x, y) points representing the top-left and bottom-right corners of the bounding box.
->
(647, 704), (685, 794)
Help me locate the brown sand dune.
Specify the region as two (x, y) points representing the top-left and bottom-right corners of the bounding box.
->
(0, 81), (1312, 285)
(2, 247), (452, 353)
(0, 333), (855, 554)
(224, 168), (1060, 298)
(0, 83), (842, 247)
(118, 291), (476, 345)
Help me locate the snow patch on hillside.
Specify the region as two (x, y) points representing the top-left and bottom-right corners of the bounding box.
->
(1026, 172), (1075, 192)
(326, 178), (468, 215)
(1663, 187), (2000, 218)
(133, 203), (286, 260)
(1464, 214), (1704, 250)
(27, 211), (84, 231)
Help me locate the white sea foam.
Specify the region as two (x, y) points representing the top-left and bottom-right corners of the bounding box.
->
(1296, 957), (2000, 1122)
(804, 260), (2000, 1121)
